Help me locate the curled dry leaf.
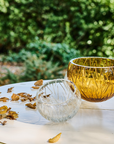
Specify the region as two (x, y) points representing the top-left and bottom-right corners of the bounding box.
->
(0, 106), (8, 114)
(25, 102), (36, 109)
(31, 86), (39, 89)
(17, 92), (26, 96)
(5, 114), (16, 120)
(0, 105), (18, 120)
(34, 79), (43, 86)
(28, 96), (36, 102)
(11, 93), (19, 101)
(48, 133), (62, 143)
(8, 111), (18, 119)
(7, 87), (14, 93)
(0, 92), (1, 94)
(21, 98), (28, 102)
(0, 114), (7, 120)
(0, 115), (2, 120)
(17, 93), (32, 98)
(0, 120), (7, 126)
(0, 97), (9, 102)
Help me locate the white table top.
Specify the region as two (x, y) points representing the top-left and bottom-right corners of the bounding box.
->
(0, 80), (114, 144)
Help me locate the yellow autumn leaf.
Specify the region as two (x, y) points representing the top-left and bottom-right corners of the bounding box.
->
(48, 133), (62, 143)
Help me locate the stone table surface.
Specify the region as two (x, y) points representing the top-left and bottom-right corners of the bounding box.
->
(0, 80), (114, 144)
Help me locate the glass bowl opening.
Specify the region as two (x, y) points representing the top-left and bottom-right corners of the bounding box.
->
(71, 57), (114, 68)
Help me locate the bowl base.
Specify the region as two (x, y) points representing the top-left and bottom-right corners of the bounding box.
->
(81, 94), (114, 102)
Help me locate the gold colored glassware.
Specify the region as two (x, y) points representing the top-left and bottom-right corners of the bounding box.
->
(67, 57), (114, 102)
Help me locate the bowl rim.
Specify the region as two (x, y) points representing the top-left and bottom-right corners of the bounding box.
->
(70, 57), (114, 68)
(36, 79), (81, 106)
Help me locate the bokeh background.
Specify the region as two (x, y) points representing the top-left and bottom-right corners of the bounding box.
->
(0, 0), (114, 85)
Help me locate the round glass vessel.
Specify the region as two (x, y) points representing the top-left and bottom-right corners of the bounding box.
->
(67, 57), (114, 102)
(36, 79), (81, 122)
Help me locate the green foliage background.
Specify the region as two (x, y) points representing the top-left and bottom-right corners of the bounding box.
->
(0, 0), (114, 57)
(0, 0), (114, 84)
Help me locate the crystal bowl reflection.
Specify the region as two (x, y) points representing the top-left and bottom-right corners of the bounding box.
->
(36, 79), (81, 122)
(67, 57), (114, 102)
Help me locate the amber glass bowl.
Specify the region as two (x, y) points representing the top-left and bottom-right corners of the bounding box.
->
(67, 57), (114, 102)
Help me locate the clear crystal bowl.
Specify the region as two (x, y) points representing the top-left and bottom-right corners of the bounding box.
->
(67, 57), (114, 102)
(36, 79), (81, 122)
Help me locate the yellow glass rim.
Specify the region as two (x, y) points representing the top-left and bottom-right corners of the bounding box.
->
(70, 57), (114, 69)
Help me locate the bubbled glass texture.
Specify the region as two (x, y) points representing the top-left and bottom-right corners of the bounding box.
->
(67, 57), (114, 102)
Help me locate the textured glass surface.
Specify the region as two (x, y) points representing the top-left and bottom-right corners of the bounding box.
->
(67, 57), (114, 102)
(36, 79), (81, 122)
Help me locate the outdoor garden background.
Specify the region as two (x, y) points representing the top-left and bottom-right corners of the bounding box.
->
(0, 0), (114, 85)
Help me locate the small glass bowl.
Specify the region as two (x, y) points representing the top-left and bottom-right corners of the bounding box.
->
(67, 57), (114, 102)
(36, 79), (81, 122)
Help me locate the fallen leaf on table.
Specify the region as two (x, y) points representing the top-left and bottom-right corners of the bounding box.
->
(0, 114), (7, 120)
(0, 105), (18, 120)
(0, 120), (7, 125)
(18, 93), (32, 98)
(11, 93), (19, 101)
(0, 106), (8, 114)
(31, 86), (39, 89)
(0, 97), (9, 102)
(7, 111), (18, 119)
(48, 133), (62, 143)
(21, 98), (28, 102)
(28, 96), (36, 102)
(7, 87), (14, 93)
(26, 102), (36, 109)
(34, 79), (43, 86)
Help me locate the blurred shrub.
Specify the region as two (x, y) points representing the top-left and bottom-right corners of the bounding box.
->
(1, 38), (80, 65)
(0, 54), (65, 85)
(26, 37), (80, 65)
(0, 0), (114, 57)
(20, 55), (65, 81)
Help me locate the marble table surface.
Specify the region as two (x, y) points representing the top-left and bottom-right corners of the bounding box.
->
(0, 80), (114, 144)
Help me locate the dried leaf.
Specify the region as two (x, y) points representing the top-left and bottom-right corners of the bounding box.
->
(33, 102), (36, 107)
(8, 111), (18, 119)
(17, 92), (27, 96)
(0, 97), (9, 102)
(11, 93), (19, 101)
(0, 106), (18, 120)
(28, 96), (36, 102)
(0, 115), (2, 120)
(0, 120), (7, 125)
(0, 106), (8, 114)
(7, 87), (14, 93)
(26, 103), (36, 109)
(0, 92), (1, 94)
(5, 114), (16, 120)
(31, 86), (39, 89)
(48, 133), (62, 143)
(7, 107), (11, 113)
(17, 93), (32, 98)
(34, 79), (43, 86)
(0, 114), (7, 119)
(21, 98), (28, 102)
